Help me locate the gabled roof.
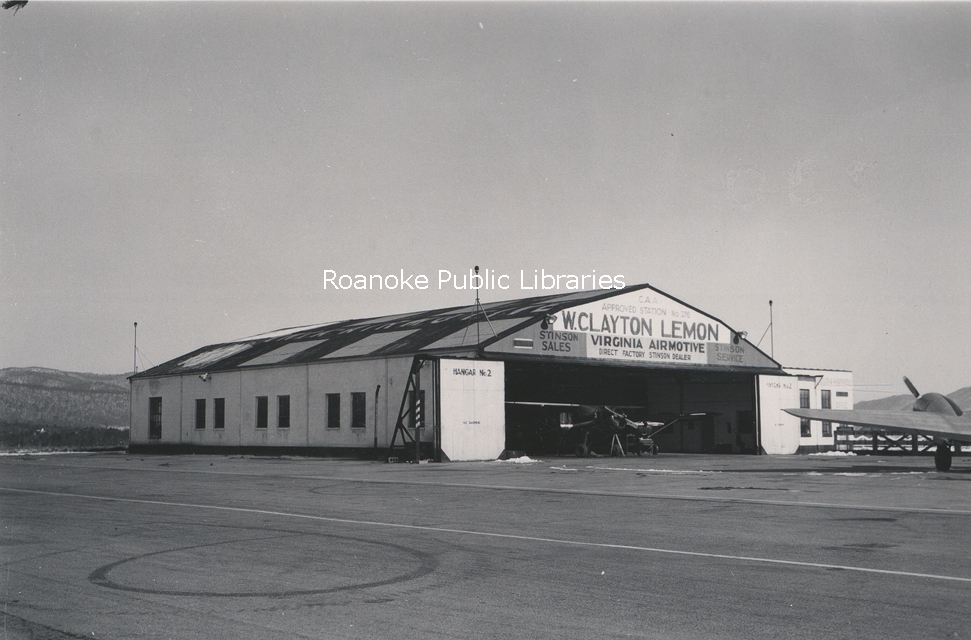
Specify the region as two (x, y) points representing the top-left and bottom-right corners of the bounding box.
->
(133, 286), (640, 378)
(132, 283), (784, 379)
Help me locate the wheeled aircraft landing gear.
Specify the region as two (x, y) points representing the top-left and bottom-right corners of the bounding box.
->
(934, 443), (952, 472)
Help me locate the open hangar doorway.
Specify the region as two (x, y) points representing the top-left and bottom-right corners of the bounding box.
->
(503, 360), (758, 456)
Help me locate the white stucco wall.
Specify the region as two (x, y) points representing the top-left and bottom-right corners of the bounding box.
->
(130, 356), (418, 450)
(786, 368), (854, 451)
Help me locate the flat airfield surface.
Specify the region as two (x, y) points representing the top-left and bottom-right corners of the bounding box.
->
(2, 452), (970, 640)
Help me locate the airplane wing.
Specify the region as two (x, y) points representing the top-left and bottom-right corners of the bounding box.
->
(784, 408), (971, 444)
(505, 401), (581, 407)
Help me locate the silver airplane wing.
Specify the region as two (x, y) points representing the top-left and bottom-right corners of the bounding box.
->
(784, 408), (971, 444)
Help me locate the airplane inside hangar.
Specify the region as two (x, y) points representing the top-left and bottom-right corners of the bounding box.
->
(128, 283), (844, 461)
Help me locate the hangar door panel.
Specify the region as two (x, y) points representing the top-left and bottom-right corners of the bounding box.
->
(439, 359), (505, 461)
(758, 375), (800, 454)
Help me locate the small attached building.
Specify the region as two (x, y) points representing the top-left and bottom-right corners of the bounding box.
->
(129, 283), (845, 460)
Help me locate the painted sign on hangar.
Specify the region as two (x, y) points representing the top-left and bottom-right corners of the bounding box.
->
(486, 287), (775, 369)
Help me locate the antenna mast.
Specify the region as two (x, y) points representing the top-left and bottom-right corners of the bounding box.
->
(462, 265), (497, 346)
(769, 300), (774, 359)
(475, 266), (481, 344)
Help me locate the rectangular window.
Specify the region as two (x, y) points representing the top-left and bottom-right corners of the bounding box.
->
(821, 389), (832, 409)
(214, 398), (225, 430)
(836, 391), (849, 397)
(351, 392), (366, 429)
(195, 399), (206, 430)
(822, 421), (833, 438)
(256, 396), (268, 429)
(149, 397), (162, 439)
(278, 395), (290, 429)
(327, 393), (341, 429)
(800, 418), (811, 438)
(799, 389), (810, 409)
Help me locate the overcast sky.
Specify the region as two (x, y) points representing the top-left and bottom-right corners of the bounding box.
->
(2, 1), (969, 399)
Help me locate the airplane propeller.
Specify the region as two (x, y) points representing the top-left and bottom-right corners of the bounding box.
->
(903, 376), (920, 398)
(905, 376), (963, 418)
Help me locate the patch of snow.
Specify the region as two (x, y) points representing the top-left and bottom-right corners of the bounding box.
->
(808, 451), (857, 457)
(496, 455), (539, 464)
(594, 466), (716, 475)
(0, 450), (100, 457)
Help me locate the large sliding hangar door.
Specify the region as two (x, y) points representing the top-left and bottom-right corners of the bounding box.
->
(483, 285), (780, 456)
(503, 361), (759, 455)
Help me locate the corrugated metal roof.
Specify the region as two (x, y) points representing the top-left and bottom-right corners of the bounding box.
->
(132, 283), (785, 378)
(318, 330), (419, 360)
(420, 319), (528, 351)
(238, 339), (329, 367)
(133, 286), (638, 378)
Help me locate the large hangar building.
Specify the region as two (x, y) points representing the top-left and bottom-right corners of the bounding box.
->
(129, 283), (847, 460)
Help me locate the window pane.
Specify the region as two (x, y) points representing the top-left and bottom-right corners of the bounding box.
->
(327, 393), (341, 429)
(278, 395), (290, 429)
(256, 396), (268, 429)
(351, 392), (366, 429)
(821, 390), (832, 409)
(799, 389), (810, 409)
(195, 399), (206, 430)
(800, 419), (811, 437)
(214, 398), (225, 430)
(149, 397), (162, 439)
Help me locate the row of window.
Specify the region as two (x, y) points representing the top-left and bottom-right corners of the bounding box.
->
(147, 392), (368, 439)
(802, 420), (834, 438)
(195, 398), (227, 430)
(203, 392), (368, 430)
(799, 388), (844, 438)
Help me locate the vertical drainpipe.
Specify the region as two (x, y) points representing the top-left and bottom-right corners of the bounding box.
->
(373, 384), (381, 453)
(179, 375), (184, 446)
(433, 359), (441, 463)
(754, 375), (762, 455)
(128, 377), (133, 450)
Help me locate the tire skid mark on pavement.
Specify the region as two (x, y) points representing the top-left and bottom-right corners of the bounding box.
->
(88, 526), (436, 598)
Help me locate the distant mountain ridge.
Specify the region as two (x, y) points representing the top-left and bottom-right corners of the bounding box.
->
(0, 367), (130, 428)
(855, 386), (971, 412)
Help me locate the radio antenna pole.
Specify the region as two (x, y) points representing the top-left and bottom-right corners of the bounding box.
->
(769, 300), (774, 359)
(462, 265), (497, 346)
(133, 322), (138, 375)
